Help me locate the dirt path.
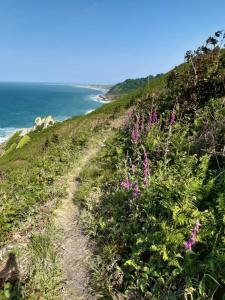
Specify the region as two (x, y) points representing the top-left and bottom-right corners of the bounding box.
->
(54, 144), (101, 300)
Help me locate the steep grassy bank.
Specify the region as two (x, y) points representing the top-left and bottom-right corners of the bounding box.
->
(0, 32), (225, 299)
(0, 99), (128, 298)
(0, 93), (132, 247)
(76, 33), (225, 299)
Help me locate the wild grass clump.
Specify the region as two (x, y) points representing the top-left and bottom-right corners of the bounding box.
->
(23, 225), (62, 299)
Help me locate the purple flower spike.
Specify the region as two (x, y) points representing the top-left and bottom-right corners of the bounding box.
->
(151, 110), (157, 123)
(184, 220), (201, 251)
(147, 110), (157, 131)
(184, 240), (192, 250)
(124, 110), (134, 129)
(131, 120), (140, 143)
(131, 164), (136, 173)
(143, 149), (150, 185)
(170, 111), (176, 125)
(120, 178), (131, 191)
(133, 182), (140, 198)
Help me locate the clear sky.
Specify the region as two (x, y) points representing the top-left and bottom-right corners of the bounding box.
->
(0, 0), (224, 84)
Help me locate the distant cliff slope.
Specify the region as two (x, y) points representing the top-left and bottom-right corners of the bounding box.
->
(106, 73), (163, 100)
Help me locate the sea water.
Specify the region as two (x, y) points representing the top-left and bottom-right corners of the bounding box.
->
(0, 82), (108, 143)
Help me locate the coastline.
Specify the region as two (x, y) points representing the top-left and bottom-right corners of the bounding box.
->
(72, 83), (111, 93)
(0, 86), (111, 147)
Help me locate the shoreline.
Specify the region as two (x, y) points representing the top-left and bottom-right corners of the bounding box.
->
(0, 90), (111, 147)
(72, 84), (111, 93)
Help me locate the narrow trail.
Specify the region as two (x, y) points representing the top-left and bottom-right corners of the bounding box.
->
(54, 143), (101, 300)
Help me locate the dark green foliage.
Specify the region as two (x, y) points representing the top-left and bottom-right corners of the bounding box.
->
(167, 32), (225, 111)
(78, 33), (225, 299)
(51, 133), (59, 144)
(0, 282), (22, 300)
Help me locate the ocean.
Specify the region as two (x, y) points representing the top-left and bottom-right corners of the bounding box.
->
(0, 82), (108, 143)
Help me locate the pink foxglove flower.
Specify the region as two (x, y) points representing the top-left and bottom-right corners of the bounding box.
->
(133, 182), (140, 198)
(120, 178), (131, 191)
(143, 149), (150, 185)
(131, 115), (141, 143)
(170, 111), (176, 125)
(131, 164), (136, 173)
(147, 110), (157, 130)
(184, 220), (201, 250)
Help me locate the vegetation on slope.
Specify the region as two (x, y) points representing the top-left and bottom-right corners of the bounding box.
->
(0, 31), (225, 299)
(106, 74), (163, 100)
(0, 104), (127, 246)
(76, 31), (225, 299)
(0, 98), (129, 298)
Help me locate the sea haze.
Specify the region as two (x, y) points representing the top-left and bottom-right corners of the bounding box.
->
(0, 82), (107, 143)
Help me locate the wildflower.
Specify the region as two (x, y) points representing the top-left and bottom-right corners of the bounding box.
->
(131, 164), (136, 173)
(170, 111), (176, 125)
(120, 177), (131, 191)
(131, 128), (139, 143)
(143, 149), (150, 185)
(141, 115), (145, 132)
(147, 110), (157, 130)
(131, 115), (140, 143)
(124, 110), (134, 129)
(151, 110), (157, 123)
(184, 220), (201, 251)
(133, 181), (140, 198)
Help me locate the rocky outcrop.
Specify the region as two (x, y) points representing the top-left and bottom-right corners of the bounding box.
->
(34, 116), (55, 129)
(20, 116), (56, 137)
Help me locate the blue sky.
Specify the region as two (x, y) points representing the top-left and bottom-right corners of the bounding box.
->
(0, 0), (224, 83)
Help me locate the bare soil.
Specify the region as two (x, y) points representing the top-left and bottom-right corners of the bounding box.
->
(54, 146), (100, 300)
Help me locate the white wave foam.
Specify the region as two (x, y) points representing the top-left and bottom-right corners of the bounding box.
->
(88, 94), (111, 103)
(85, 109), (94, 115)
(75, 84), (108, 93)
(0, 127), (20, 144)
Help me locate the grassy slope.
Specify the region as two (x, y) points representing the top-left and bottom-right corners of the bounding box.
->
(0, 93), (132, 170)
(0, 93), (134, 298)
(74, 49), (225, 299)
(2, 45), (225, 299)
(0, 67), (170, 254)
(0, 91), (135, 245)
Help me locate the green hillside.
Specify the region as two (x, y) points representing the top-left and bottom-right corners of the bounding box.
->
(106, 74), (163, 100)
(77, 32), (225, 299)
(0, 32), (225, 299)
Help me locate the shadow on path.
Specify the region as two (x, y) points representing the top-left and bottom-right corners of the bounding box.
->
(0, 253), (22, 299)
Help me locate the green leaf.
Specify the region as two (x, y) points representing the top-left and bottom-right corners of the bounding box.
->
(4, 290), (11, 299)
(199, 278), (205, 296)
(124, 259), (139, 269)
